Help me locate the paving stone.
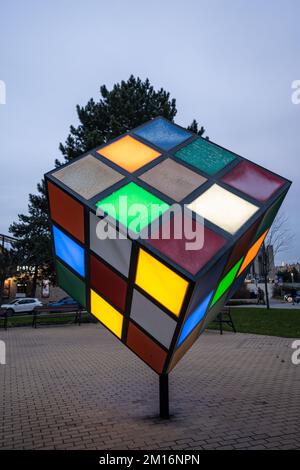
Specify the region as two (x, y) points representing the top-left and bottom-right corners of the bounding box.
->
(0, 325), (299, 450)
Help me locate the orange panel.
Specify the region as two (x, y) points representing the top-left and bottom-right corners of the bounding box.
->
(97, 135), (161, 172)
(238, 229), (269, 276)
(48, 181), (84, 243)
(223, 217), (261, 275)
(126, 322), (167, 374)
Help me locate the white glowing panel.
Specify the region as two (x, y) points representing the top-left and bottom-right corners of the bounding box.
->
(187, 184), (259, 235)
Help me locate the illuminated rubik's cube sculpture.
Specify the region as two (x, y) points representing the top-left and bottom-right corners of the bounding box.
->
(45, 117), (290, 375)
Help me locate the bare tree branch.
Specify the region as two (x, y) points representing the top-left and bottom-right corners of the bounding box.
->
(265, 212), (294, 259)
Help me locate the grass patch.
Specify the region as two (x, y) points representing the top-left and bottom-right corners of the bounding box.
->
(0, 312), (95, 328)
(2, 308), (300, 338)
(207, 308), (300, 338)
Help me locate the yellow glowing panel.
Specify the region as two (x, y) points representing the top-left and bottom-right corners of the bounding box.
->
(238, 229), (269, 276)
(135, 249), (189, 316)
(187, 184), (259, 235)
(90, 289), (123, 338)
(97, 135), (161, 173)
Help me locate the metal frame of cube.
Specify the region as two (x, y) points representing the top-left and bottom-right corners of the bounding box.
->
(45, 117), (291, 377)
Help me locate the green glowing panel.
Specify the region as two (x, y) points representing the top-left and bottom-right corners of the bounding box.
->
(96, 182), (170, 233)
(56, 260), (86, 307)
(211, 258), (243, 307)
(175, 138), (236, 175)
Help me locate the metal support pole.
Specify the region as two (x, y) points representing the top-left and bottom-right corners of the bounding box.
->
(262, 242), (270, 309)
(159, 373), (169, 419)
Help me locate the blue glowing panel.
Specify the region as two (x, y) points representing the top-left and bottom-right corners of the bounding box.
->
(134, 118), (191, 151)
(53, 225), (85, 277)
(177, 291), (213, 347)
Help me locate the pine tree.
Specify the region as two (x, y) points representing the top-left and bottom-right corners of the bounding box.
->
(9, 180), (54, 296)
(10, 76), (206, 288)
(187, 119), (205, 137)
(57, 75), (179, 165)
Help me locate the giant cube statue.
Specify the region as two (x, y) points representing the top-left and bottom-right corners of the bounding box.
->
(45, 117), (290, 374)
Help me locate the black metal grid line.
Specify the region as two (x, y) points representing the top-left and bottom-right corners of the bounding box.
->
(127, 316), (170, 353)
(88, 282), (125, 316)
(51, 254), (85, 284)
(132, 283), (186, 324)
(88, 246), (130, 283)
(121, 239), (139, 343)
(84, 206), (91, 314)
(46, 166), (291, 286)
(163, 280), (195, 374)
(166, 248), (234, 368)
(138, 212), (230, 280)
(133, 241), (194, 284)
(88, 266), (127, 315)
(163, 118), (292, 185)
(46, 117), (291, 243)
(47, 216), (85, 250)
(131, 115), (194, 147)
(46, 115), (291, 190)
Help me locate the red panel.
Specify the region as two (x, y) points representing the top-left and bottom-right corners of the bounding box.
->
(90, 254), (127, 313)
(147, 215), (227, 275)
(48, 182), (84, 243)
(221, 161), (285, 202)
(223, 217), (262, 274)
(126, 322), (167, 374)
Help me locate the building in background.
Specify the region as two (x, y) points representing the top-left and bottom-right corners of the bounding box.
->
(0, 233), (65, 302)
(0, 233), (15, 253)
(277, 262), (300, 273)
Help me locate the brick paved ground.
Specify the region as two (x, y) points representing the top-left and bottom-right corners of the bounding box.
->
(0, 324), (299, 450)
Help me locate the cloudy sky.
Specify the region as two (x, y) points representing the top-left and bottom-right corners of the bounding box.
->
(0, 0), (299, 263)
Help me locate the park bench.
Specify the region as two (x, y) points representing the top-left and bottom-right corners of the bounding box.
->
(213, 306), (236, 335)
(0, 307), (8, 330)
(228, 298), (262, 306)
(32, 305), (84, 328)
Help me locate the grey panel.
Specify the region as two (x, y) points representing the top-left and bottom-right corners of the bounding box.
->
(139, 158), (207, 202)
(130, 289), (176, 348)
(52, 154), (124, 200)
(90, 212), (132, 277)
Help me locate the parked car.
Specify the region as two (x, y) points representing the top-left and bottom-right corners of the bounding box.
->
(293, 291), (300, 304)
(284, 291), (300, 304)
(48, 296), (80, 310)
(0, 298), (43, 316)
(284, 293), (293, 303)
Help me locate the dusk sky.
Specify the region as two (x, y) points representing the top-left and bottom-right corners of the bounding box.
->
(0, 0), (299, 263)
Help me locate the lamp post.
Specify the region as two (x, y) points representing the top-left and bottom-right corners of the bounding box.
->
(262, 242), (270, 309)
